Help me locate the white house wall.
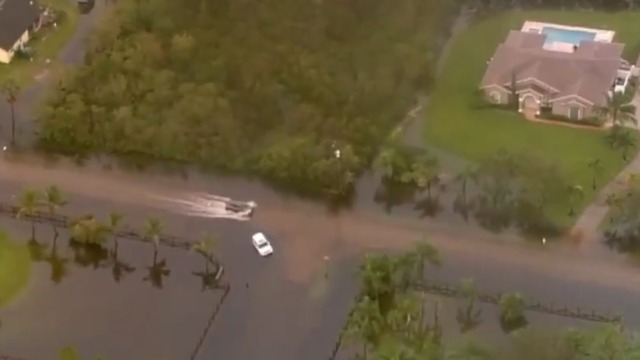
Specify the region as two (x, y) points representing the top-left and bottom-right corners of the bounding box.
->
(0, 29), (31, 64)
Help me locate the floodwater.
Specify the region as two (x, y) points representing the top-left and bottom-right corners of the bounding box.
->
(0, 219), (224, 360)
(334, 295), (598, 360)
(3, 153), (640, 360)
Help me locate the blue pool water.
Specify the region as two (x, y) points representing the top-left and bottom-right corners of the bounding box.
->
(541, 27), (596, 45)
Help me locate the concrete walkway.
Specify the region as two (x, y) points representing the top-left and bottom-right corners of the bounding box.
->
(572, 139), (640, 252)
(399, 8), (473, 174)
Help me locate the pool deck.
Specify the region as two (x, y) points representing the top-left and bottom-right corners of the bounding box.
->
(522, 21), (615, 44)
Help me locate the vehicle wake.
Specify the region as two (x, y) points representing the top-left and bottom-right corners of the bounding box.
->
(145, 192), (256, 221)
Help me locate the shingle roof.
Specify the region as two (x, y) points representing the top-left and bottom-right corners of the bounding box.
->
(480, 30), (624, 105)
(0, 0), (40, 50)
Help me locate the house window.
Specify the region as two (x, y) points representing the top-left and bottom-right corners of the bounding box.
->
(568, 106), (581, 120)
(489, 91), (501, 104)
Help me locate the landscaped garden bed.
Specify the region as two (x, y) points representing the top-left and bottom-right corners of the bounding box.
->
(424, 10), (640, 225)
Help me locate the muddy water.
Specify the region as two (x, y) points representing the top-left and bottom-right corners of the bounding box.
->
(334, 296), (598, 360)
(0, 220), (221, 360)
(3, 153), (640, 359)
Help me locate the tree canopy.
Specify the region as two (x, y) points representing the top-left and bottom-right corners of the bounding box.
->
(37, 0), (458, 199)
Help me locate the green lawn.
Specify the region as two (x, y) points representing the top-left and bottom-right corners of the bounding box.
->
(425, 10), (640, 225)
(0, 0), (78, 86)
(0, 230), (31, 306)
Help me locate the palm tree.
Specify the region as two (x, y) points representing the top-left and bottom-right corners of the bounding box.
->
(343, 295), (384, 358)
(16, 187), (41, 239)
(191, 234), (219, 291)
(455, 278), (482, 333)
(587, 158), (604, 191)
(567, 184), (584, 216)
(144, 217), (163, 250)
(191, 234), (217, 273)
(453, 166), (476, 220)
(142, 217), (169, 288)
(106, 211), (135, 283)
(595, 91), (636, 127)
(411, 240), (441, 283)
(43, 185), (68, 237)
(499, 292), (528, 333)
(1, 78), (19, 146)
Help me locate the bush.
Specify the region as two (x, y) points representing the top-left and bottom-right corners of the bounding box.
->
(536, 108), (604, 127)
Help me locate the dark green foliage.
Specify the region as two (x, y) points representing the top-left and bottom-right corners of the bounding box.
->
(37, 0), (458, 200)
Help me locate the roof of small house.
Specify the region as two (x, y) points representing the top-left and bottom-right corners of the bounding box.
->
(480, 30), (625, 105)
(0, 0), (40, 51)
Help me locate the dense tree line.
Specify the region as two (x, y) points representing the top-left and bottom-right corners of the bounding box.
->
(36, 0), (458, 199)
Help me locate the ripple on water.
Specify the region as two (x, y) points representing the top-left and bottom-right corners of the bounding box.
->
(0, 223), (224, 360)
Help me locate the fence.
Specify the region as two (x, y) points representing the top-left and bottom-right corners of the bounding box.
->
(0, 202), (230, 360)
(0, 203), (192, 251)
(414, 282), (622, 324)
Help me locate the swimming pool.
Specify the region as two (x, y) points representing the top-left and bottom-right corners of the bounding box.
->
(541, 26), (596, 45)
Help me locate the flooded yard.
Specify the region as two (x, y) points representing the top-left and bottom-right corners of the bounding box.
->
(0, 218), (225, 360)
(334, 294), (601, 360)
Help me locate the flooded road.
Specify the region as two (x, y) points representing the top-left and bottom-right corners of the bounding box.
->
(2, 154), (640, 359)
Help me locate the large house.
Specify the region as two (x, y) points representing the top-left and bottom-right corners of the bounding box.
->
(480, 21), (635, 122)
(0, 0), (41, 64)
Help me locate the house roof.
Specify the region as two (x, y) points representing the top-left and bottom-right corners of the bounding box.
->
(0, 0), (40, 51)
(480, 30), (624, 105)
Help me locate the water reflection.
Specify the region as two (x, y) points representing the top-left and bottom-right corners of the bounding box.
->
(108, 239), (136, 283)
(23, 231), (228, 291)
(144, 249), (171, 289)
(368, 173), (564, 240)
(455, 299), (482, 333)
(45, 235), (71, 284)
(1, 226), (226, 360)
